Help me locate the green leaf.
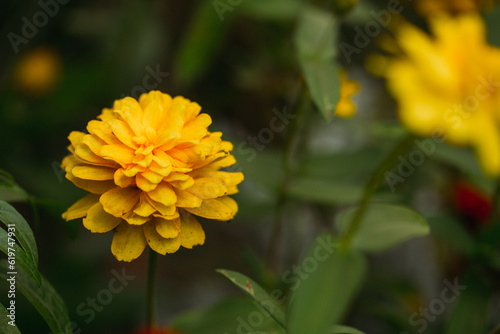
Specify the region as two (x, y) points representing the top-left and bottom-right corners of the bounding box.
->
(288, 234), (367, 334)
(0, 170), (28, 203)
(336, 203), (430, 252)
(217, 269), (287, 329)
(0, 260), (71, 334)
(445, 271), (490, 334)
(0, 201), (38, 267)
(287, 177), (363, 205)
(427, 214), (475, 256)
(0, 228), (41, 286)
(173, 0), (233, 86)
(171, 297), (285, 334)
(241, 0), (301, 20)
(485, 4), (500, 47)
(0, 303), (22, 334)
(329, 325), (366, 334)
(294, 6), (341, 120)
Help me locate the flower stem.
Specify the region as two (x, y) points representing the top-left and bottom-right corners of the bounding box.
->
(146, 249), (158, 330)
(266, 85), (310, 272)
(339, 134), (416, 250)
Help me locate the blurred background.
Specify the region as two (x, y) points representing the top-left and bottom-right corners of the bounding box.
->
(1, 0), (500, 333)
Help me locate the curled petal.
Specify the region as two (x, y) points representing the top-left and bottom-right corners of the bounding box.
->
(179, 213), (205, 249)
(62, 194), (99, 221)
(155, 217), (181, 239)
(111, 223), (147, 262)
(83, 202), (122, 233)
(184, 197), (237, 221)
(144, 221), (181, 255)
(100, 187), (141, 217)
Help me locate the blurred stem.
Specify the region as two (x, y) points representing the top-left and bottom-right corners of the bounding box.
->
(266, 85), (310, 273)
(339, 134), (416, 250)
(146, 249), (158, 330)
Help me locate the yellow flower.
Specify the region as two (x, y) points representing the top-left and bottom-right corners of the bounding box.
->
(335, 70), (360, 118)
(416, 0), (498, 16)
(384, 14), (500, 175)
(14, 47), (61, 96)
(62, 91), (244, 261)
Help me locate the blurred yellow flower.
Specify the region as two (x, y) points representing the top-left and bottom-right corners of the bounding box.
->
(385, 14), (500, 175)
(62, 91), (244, 261)
(335, 70), (360, 118)
(416, 0), (498, 16)
(14, 47), (61, 96)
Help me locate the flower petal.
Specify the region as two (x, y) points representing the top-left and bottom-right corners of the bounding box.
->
(144, 221), (181, 255)
(113, 97), (144, 136)
(186, 177), (227, 199)
(136, 173), (158, 192)
(101, 145), (135, 165)
(184, 197), (236, 220)
(62, 194), (100, 221)
(66, 174), (115, 194)
(100, 187), (141, 217)
(179, 213), (205, 249)
(155, 217), (181, 238)
(111, 223), (147, 262)
(108, 119), (138, 149)
(83, 202), (122, 233)
(173, 188), (202, 208)
(148, 182), (177, 206)
(134, 193), (157, 217)
(72, 165), (116, 181)
(196, 171), (244, 188)
(114, 169), (136, 188)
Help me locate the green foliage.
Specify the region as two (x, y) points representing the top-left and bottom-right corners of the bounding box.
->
(0, 201), (39, 276)
(445, 271), (491, 334)
(217, 269), (287, 329)
(0, 303), (22, 334)
(294, 6), (341, 120)
(171, 297), (285, 334)
(329, 325), (366, 334)
(287, 235), (367, 334)
(0, 170), (28, 203)
(336, 203), (430, 252)
(0, 260), (71, 334)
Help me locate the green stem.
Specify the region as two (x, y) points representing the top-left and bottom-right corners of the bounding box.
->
(339, 134), (416, 250)
(266, 86), (310, 272)
(146, 249), (158, 330)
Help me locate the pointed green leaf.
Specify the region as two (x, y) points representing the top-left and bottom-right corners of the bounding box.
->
(171, 297), (285, 334)
(336, 203), (430, 252)
(445, 271), (490, 334)
(217, 269), (287, 330)
(288, 234), (367, 334)
(0, 260), (71, 334)
(0, 228), (41, 286)
(0, 303), (22, 334)
(0, 201), (38, 267)
(294, 6), (341, 120)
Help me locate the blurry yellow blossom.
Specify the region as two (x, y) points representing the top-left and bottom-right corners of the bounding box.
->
(416, 0), (498, 16)
(62, 91), (244, 261)
(14, 47), (61, 96)
(335, 70), (360, 118)
(384, 14), (500, 175)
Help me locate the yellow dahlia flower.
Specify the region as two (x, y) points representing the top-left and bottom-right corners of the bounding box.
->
(62, 91), (244, 261)
(335, 69), (360, 118)
(416, 0), (498, 16)
(385, 14), (500, 176)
